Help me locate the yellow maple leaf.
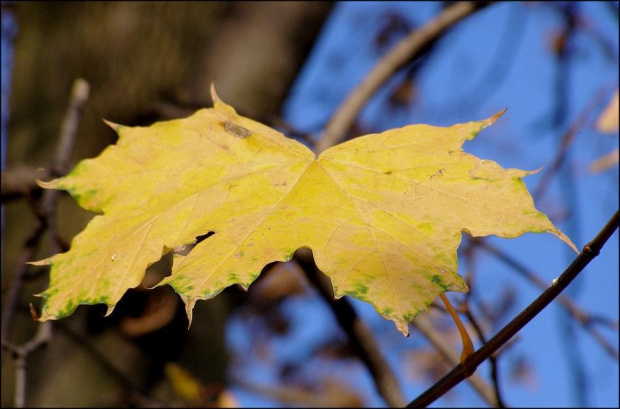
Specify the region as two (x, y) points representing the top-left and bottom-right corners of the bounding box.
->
(31, 88), (576, 335)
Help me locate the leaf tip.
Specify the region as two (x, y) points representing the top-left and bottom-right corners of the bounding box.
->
(184, 299), (197, 329)
(210, 81), (222, 104)
(395, 320), (411, 337)
(526, 162), (546, 176)
(482, 108), (508, 128)
(34, 168), (60, 190)
(570, 243), (579, 254)
(29, 303), (42, 322)
(102, 119), (122, 132)
(549, 228), (579, 254)
(564, 235), (580, 255)
(104, 305), (116, 317)
(27, 257), (52, 266)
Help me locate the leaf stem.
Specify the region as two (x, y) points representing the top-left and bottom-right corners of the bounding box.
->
(412, 315), (499, 406)
(439, 293), (474, 364)
(407, 209), (619, 407)
(462, 306), (507, 407)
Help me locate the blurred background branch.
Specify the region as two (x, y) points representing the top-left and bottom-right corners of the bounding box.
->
(316, 1), (493, 152)
(1, 77), (89, 408)
(408, 210), (619, 407)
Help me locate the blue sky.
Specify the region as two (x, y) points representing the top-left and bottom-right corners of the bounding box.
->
(229, 2), (619, 407)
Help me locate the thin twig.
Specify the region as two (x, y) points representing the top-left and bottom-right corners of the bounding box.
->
(0, 78), (89, 408)
(2, 79), (89, 342)
(533, 85), (611, 200)
(412, 315), (499, 406)
(448, 221), (506, 406)
(473, 237), (619, 360)
(2, 322), (52, 408)
(52, 78), (90, 178)
(461, 307), (506, 407)
(0, 207), (46, 346)
(315, 1), (493, 153)
(45, 78), (90, 255)
(294, 249), (405, 407)
(407, 210), (619, 407)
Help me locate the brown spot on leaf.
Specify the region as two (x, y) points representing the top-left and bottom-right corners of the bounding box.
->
(225, 121), (252, 138)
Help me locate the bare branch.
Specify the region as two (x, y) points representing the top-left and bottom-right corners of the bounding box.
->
(412, 314), (499, 406)
(0, 211), (46, 343)
(2, 322), (52, 408)
(315, 1), (493, 153)
(407, 210), (619, 407)
(1, 80), (89, 202)
(533, 85), (611, 200)
(1, 78), (89, 408)
(51, 78), (90, 178)
(472, 237), (619, 360)
(43, 78), (90, 255)
(461, 306), (506, 407)
(2, 79), (89, 338)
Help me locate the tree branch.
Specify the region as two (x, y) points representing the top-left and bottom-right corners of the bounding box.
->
(315, 1), (493, 153)
(472, 237), (619, 360)
(2, 322), (52, 408)
(407, 210), (619, 407)
(0, 207), (46, 345)
(294, 249), (405, 407)
(52, 78), (90, 178)
(412, 315), (499, 406)
(2, 79), (88, 339)
(0, 78), (89, 408)
(461, 306), (506, 407)
(43, 78), (90, 255)
(533, 85), (611, 200)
